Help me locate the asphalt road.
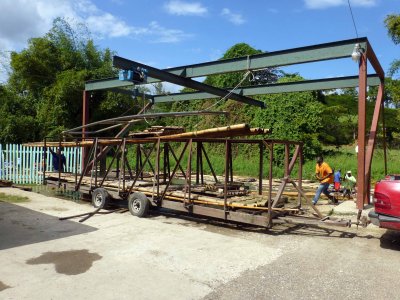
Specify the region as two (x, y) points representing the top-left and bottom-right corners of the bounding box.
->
(0, 188), (399, 300)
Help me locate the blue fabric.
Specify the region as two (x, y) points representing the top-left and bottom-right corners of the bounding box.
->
(51, 153), (66, 171)
(313, 182), (330, 204)
(334, 171), (341, 182)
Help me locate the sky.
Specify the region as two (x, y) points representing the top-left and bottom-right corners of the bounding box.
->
(0, 0), (399, 90)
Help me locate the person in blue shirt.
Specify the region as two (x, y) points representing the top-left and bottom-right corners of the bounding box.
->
(49, 148), (66, 172)
(334, 169), (342, 191)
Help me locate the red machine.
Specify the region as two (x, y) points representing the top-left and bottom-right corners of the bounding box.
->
(369, 175), (400, 231)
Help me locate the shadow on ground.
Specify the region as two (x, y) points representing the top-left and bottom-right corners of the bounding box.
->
(0, 201), (97, 250)
(380, 230), (400, 251)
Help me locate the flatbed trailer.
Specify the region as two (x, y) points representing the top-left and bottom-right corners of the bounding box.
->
(40, 135), (351, 228)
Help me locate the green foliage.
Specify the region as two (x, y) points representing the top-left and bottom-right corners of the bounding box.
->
(1, 17), (127, 142)
(204, 43), (280, 88)
(384, 14), (400, 86)
(252, 76), (324, 160)
(0, 85), (40, 143)
(385, 14), (400, 45)
(168, 44), (327, 162)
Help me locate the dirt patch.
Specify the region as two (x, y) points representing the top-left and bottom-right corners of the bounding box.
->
(0, 281), (11, 291)
(26, 249), (102, 275)
(0, 192), (30, 203)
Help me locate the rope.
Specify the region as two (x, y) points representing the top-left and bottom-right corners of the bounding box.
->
(347, 0), (359, 38)
(192, 70), (251, 129)
(204, 70), (251, 112)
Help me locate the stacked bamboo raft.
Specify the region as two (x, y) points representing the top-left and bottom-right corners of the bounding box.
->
(129, 126), (185, 138)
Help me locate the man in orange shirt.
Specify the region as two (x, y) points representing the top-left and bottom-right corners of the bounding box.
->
(312, 156), (335, 205)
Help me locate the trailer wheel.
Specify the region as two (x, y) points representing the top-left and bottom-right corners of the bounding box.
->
(128, 192), (150, 217)
(92, 188), (110, 209)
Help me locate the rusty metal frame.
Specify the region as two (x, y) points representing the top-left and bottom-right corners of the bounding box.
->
(356, 41), (386, 210)
(44, 134), (355, 228)
(81, 38), (385, 214)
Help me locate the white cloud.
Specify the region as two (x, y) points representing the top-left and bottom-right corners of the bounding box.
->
(86, 13), (136, 38)
(148, 21), (193, 43)
(0, 0), (192, 50)
(221, 8), (245, 25)
(0, 0), (192, 81)
(164, 1), (207, 16)
(304, 0), (377, 9)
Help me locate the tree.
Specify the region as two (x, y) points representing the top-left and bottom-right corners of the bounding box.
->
(379, 14), (400, 108)
(252, 75), (324, 160)
(385, 14), (400, 78)
(204, 43), (280, 88)
(2, 18), (134, 142)
(0, 85), (40, 143)
(385, 14), (400, 45)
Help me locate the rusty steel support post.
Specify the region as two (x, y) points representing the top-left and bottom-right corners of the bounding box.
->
(357, 53), (367, 209)
(163, 143), (168, 183)
(288, 145), (300, 173)
(229, 143), (233, 182)
(167, 144), (187, 178)
(184, 139), (193, 207)
(284, 143), (290, 177)
(156, 139), (161, 197)
(381, 101), (388, 175)
(298, 144), (303, 207)
(135, 144), (140, 179)
(196, 142), (200, 185)
(268, 142), (273, 227)
(121, 138), (126, 192)
(126, 143), (157, 197)
(142, 147), (156, 175)
(166, 143), (171, 181)
(74, 140), (78, 186)
(199, 142), (204, 184)
(160, 142), (190, 201)
(365, 81), (384, 203)
(100, 141), (123, 187)
(125, 149), (134, 179)
(116, 151), (120, 179)
(76, 142), (95, 191)
(224, 140), (229, 219)
(90, 138), (98, 191)
(259, 141), (263, 195)
(82, 90), (89, 171)
(94, 139), (99, 189)
(201, 145), (218, 183)
(139, 145), (143, 180)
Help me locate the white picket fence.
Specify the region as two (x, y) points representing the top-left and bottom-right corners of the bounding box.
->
(0, 144), (82, 184)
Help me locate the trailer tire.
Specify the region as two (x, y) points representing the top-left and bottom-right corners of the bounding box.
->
(128, 192), (150, 217)
(92, 188), (110, 209)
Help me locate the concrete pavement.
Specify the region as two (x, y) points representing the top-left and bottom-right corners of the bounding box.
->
(1, 188), (399, 299)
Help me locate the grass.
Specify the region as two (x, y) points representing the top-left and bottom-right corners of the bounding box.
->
(104, 143), (398, 182)
(0, 192), (30, 203)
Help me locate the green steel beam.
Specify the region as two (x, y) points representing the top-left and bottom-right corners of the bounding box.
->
(152, 75), (380, 103)
(85, 78), (133, 91)
(113, 55), (266, 108)
(85, 37), (368, 91)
